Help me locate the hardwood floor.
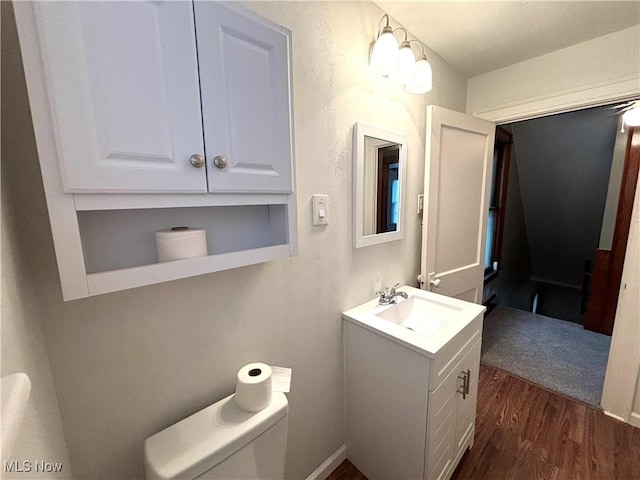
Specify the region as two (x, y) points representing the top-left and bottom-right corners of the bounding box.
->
(452, 364), (640, 480)
(327, 364), (640, 480)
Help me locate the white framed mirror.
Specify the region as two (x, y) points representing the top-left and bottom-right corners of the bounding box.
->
(353, 122), (407, 248)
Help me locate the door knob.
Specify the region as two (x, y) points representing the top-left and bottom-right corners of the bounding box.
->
(190, 154), (205, 168)
(430, 278), (441, 288)
(213, 155), (228, 169)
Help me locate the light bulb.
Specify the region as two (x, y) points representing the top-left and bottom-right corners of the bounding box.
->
(404, 56), (433, 94)
(623, 101), (640, 127)
(370, 26), (398, 77)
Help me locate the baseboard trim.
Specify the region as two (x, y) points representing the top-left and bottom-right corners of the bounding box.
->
(603, 410), (626, 423)
(305, 444), (347, 480)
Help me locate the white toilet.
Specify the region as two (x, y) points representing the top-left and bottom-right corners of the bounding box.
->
(144, 392), (288, 479)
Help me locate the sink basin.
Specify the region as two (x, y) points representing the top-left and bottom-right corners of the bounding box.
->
(375, 295), (462, 336)
(343, 285), (486, 356)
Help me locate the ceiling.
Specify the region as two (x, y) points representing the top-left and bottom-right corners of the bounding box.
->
(375, 1), (640, 78)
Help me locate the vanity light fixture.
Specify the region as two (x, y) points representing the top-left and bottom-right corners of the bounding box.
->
(404, 41), (433, 94)
(369, 14), (433, 94)
(394, 31), (415, 84)
(370, 14), (399, 77)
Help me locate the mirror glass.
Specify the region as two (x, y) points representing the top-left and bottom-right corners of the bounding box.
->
(353, 123), (407, 248)
(362, 137), (401, 235)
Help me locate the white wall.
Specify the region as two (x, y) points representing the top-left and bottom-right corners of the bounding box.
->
(5, 1), (467, 478)
(467, 25), (640, 123)
(1, 3), (72, 477)
(1, 196), (72, 480)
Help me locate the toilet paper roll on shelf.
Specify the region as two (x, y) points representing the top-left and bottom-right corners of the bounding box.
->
(235, 363), (273, 412)
(155, 227), (207, 263)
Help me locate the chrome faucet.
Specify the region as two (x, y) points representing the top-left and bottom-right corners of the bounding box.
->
(376, 283), (409, 305)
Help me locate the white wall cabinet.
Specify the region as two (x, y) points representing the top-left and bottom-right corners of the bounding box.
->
(195, 2), (293, 193)
(15, 1), (297, 300)
(29, 1), (293, 194)
(344, 312), (482, 480)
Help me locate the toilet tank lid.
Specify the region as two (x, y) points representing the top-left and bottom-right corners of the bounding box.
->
(144, 392), (288, 480)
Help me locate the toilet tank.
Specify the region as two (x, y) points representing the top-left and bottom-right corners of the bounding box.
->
(144, 392), (288, 480)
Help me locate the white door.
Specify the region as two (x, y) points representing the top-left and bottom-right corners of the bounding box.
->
(33, 1), (206, 193)
(195, 2), (294, 193)
(420, 105), (495, 303)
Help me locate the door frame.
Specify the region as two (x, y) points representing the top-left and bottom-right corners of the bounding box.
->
(476, 91), (639, 421)
(481, 96), (638, 335)
(584, 127), (639, 334)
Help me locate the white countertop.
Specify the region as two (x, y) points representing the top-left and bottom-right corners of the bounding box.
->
(342, 285), (486, 358)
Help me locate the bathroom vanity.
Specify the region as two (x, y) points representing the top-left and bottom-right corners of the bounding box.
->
(343, 285), (486, 480)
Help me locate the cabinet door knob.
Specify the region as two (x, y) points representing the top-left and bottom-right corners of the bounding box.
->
(190, 154), (205, 168)
(213, 155), (228, 169)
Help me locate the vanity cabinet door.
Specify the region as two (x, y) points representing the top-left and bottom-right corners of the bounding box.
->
(426, 339), (481, 480)
(32, 2), (206, 193)
(194, 2), (294, 193)
(426, 371), (457, 480)
(454, 340), (481, 453)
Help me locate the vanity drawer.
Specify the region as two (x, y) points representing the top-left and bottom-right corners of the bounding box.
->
(428, 313), (483, 391)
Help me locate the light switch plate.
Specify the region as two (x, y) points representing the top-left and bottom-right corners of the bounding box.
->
(312, 194), (329, 226)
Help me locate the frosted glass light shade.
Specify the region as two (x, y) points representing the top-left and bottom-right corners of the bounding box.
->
(396, 43), (415, 84)
(404, 57), (433, 94)
(623, 101), (640, 127)
(370, 28), (398, 77)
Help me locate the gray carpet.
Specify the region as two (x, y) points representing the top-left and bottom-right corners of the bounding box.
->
(481, 305), (611, 407)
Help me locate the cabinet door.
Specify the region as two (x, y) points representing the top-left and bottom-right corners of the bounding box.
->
(455, 340), (482, 453)
(194, 2), (294, 193)
(33, 2), (206, 193)
(427, 339), (482, 480)
(427, 372), (457, 480)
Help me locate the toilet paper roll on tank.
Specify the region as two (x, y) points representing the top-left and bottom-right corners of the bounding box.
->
(234, 363), (292, 413)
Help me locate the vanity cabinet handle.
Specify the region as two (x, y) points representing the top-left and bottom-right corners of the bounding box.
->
(457, 369), (471, 399)
(464, 369), (471, 395)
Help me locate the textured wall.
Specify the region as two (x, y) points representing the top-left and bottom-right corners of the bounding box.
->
(1, 2), (72, 477)
(6, 1), (467, 479)
(510, 106), (618, 288)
